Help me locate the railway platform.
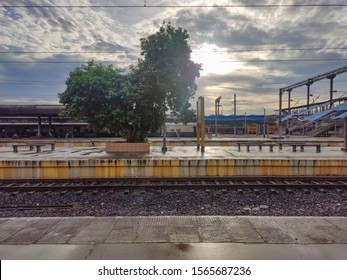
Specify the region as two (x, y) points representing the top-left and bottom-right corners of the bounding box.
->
(0, 216), (347, 259)
(0, 136), (347, 179)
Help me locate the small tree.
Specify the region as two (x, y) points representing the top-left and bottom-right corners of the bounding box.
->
(58, 23), (201, 142)
(58, 61), (126, 135)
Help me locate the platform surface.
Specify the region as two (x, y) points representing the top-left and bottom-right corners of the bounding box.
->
(1, 136), (347, 178)
(1, 216), (347, 260)
(0, 137), (347, 161)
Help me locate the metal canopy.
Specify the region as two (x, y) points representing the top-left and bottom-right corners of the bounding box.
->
(278, 65), (347, 133)
(0, 105), (63, 117)
(280, 65), (347, 92)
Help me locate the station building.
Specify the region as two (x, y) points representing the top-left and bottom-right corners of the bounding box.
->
(0, 105), (88, 138)
(0, 104), (276, 139)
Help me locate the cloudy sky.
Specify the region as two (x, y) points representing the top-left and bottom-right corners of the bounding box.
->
(1, 0), (347, 115)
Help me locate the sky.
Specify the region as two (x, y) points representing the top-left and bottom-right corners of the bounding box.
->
(1, 0), (347, 115)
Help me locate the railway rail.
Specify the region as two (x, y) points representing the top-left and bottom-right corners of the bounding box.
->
(1, 176), (346, 217)
(1, 176), (347, 192)
(0, 205), (73, 211)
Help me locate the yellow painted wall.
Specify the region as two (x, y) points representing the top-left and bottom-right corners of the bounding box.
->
(1, 159), (347, 179)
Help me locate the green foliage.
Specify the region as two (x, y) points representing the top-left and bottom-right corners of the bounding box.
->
(58, 61), (125, 134)
(139, 22), (201, 118)
(58, 23), (201, 142)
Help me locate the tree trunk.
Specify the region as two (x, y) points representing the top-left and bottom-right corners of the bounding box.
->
(126, 126), (138, 142)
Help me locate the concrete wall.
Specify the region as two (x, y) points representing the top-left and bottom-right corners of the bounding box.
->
(1, 158), (346, 179)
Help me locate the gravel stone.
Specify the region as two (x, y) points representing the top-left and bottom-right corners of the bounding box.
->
(0, 187), (346, 217)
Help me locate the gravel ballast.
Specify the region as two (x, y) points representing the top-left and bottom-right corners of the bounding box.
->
(0, 187), (346, 217)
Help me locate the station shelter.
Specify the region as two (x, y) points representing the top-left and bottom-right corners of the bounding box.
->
(0, 105), (88, 138)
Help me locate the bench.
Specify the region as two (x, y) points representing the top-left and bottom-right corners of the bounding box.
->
(277, 142), (321, 153)
(237, 142), (275, 152)
(278, 142), (296, 150)
(288, 143), (321, 153)
(12, 142), (55, 153)
(28, 142), (55, 151)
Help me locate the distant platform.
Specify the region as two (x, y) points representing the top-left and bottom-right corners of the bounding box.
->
(0, 136), (346, 179)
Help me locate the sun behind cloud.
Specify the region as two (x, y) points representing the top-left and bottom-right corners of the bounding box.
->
(191, 43), (239, 75)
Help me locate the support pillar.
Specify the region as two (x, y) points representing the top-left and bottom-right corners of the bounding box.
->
(278, 89), (283, 136)
(287, 89), (292, 114)
(196, 122), (201, 151)
(342, 118), (347, 152)
(48, 116), (53, 137)
(161, 125), (167, 153)
(197, 96), (205, 153)
(37, 116), (42, 137)
(214, 96), (221, 136)
(200, 98), (205, 153)
(327, 74), (336, 108)
(306, 79), (313, 109)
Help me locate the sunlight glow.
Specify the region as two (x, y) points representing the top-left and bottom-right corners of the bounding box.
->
(192, 43), (239, 75)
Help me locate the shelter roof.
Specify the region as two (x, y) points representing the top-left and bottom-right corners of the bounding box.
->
(333, 111), (347, 120)
(205, 115), (265, 122)
(0, 105), (63, 117)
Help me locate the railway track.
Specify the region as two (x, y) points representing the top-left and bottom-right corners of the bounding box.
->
(1, 176), (346, 217)
(0, 205), (73, 211)
(1, 176), (347, 191)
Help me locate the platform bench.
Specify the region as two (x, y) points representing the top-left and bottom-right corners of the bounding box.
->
(28, 142), (55, 151)
(278, 142), (296, 150)
(237, 142), (275, 152)
(12, 142), (55, 153)
(288, 143), (321, 153)
(12, 143), (45, 153)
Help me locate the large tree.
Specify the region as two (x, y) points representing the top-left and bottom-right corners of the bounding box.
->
(139, 22), (201, 120)
(58, 23), (201, 142)
(58, 62), (164, 142)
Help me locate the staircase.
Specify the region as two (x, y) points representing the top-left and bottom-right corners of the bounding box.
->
(306, 123), (336, 137)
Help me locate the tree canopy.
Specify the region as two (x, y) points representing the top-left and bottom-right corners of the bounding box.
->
(58, 22), (201, 142)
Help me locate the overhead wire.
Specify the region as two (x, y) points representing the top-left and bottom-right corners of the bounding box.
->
(0, 58), (347, 64)
(2, 4), (347, 8)
(1, 47), (347, 54)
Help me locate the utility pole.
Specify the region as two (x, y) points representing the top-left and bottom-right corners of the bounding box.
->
(233, 93), (237, 135)
(215, 96), (221, 136)
(263, 107), (266, 138)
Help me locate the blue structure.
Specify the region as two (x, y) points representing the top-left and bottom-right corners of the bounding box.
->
(205, 115), (265, 122)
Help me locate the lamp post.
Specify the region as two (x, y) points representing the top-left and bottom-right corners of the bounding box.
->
(215, 96), (221, 136)
(231, 94), (246, 136)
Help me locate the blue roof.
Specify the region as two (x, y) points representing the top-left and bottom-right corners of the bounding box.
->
(296, 102), (330, 116)
(304, 102), (347, 122)
(205, 115), (265, 122)
(281, 114), (294, 122)
(305, 109), (333, 122)
(333, 111), (347, 120)
(333, 102), (347, 111)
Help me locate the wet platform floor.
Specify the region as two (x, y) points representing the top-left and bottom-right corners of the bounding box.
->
(1, 145), (347, 161)
(1, 216), (347, 259)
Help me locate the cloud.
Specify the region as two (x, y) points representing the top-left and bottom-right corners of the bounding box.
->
(0, 0), (347, 115)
